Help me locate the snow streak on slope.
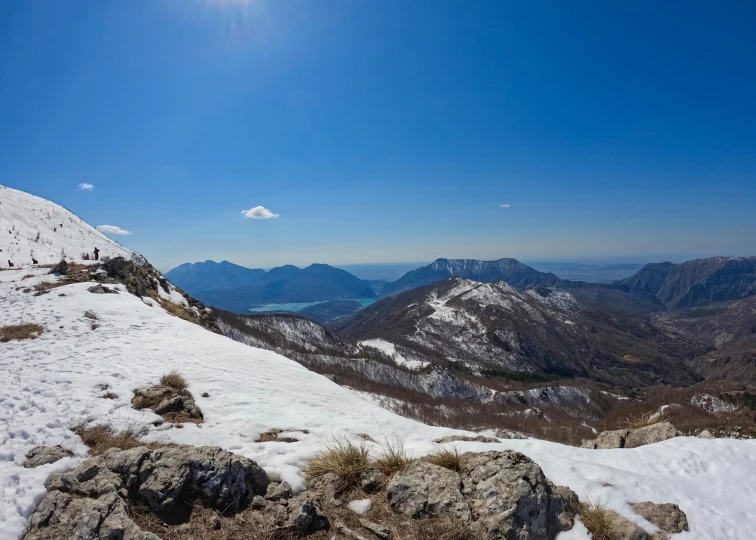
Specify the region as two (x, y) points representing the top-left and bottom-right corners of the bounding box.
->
(0, 186), (134, 267)
(2, 269), (756, 539)
(359, 338), (430, 370)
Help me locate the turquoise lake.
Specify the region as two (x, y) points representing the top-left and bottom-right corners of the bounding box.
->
(248, 298), (375, 313)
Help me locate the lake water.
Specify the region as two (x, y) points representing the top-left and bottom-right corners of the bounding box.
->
(248, 298), (375, 313)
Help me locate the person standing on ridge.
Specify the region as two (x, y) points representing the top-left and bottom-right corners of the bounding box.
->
(93, 247), (100, 261)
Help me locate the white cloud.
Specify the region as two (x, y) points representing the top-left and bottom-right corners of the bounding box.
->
(78, 183), (94, 191)
(241, 206), (279, 219)
(500, 203), (511, 208)
(96, 225), (131, 235)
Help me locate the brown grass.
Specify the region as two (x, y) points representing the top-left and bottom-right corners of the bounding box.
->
(427, 446), (462, 472)
(132, 503), (279, 540)
(157, 297), (199, 323)
(91, 323), (100, 331)
(373, 438), (412, 477)
(102, 391), (118, 400)
(21, 274), (35, 280)
(580, 497), (616, 540)
(303, 437), (371, 487)
(73, 425), (141, 456)
(621, 409), (668, 430)
(161, 370), (188, 390)
(0, 323), (44, 343)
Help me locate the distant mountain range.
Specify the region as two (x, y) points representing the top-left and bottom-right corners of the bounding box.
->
(615, 257), (756, 309)
(165, 260), (375, 313)
(379, 257), (561, 297)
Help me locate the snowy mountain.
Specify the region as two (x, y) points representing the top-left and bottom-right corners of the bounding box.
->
(337, 278), (702, 389)
(0, 185), (135, 267)
(380, 257), (560, 297)
(2, 187), (756, 540)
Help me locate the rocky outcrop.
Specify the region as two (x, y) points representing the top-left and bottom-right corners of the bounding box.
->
(624, 422), (678, 449)
(131, 384), (203, 423)
(47, 260), (68, 276)
(386, 451), (577, 539)
(434, 434), (499, 444)
(24, 445), (270, 539)
(386, 460), (471, 521)
(631, 501), (689, 533)
(23, 445), (72, 468)
(582, 422), (678, 449)
(605, 510), (653, 540)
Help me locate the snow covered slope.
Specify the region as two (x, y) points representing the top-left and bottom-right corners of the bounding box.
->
(0, 185), (134, 267)
(2, 190), (756, 540)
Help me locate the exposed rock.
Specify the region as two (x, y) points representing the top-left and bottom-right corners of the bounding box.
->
(580, 439), (597, 449)
(88, 284), (118, 294)
(434, 434), (499, 444)
(697, 429), (714, 439)
(596, 429), (631, 449)
(32, 290), (49, 297)
(25, 445), (269, 539)
(460, 451), (577, 539)
(387, 451), (578, 538)
(48, 260), (68, 276)
(24, 445), (72, 468)
(266, 481), (293, 501)
(631, 501), (689, 533)
(132, 384), (203, 423)
(624, 422), (678, 449)
(24, 490), (159, 540)
(359, 469), (387, 493)
(284, 499), (330, 535)
(605, 510), (652, 540)
(386, 460), (470, 521)
(359, 518), (392, 540)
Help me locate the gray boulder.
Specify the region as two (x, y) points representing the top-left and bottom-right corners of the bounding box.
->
(596, 429), (630, 449)
(87, 284), (118, 294)
(359, 469), (387, 493)
(386, 460), (470, 521)
(697, 429), (714, 439)
(434, 434), (499, 444)
(48, 260), (68, 276)
(24, 490), (159, 540)
(25, 445), (270, 539)
(131, 384), (203, 422)
(625, 422), (678, 449)
(385, 451), (577, 539)
(605, 510), (652, 540)
(632, 501), (689, 533)
(24, 445), (72, 468)
(460, 451), (577, 539)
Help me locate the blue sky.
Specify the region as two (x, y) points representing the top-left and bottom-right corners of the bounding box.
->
(1, 0), (755, 271)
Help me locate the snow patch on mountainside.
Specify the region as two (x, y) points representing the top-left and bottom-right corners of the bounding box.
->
(359, 339), (430, 370)
(0, 186), (135, 267)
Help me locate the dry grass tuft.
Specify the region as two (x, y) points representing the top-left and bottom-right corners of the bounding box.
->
(621, 409), (668, 430)
(395, 514), (472, 540)
(102, 391), (118, 400)
(373, 437), (412, 477)
(427, 445), (462, 472)
(91, 323), (100, 331)
(580, 496), (616, 540)
(304, 437), (371, 487)
(0, 323), (44, 343)
(133, 503), (279, 540)
(73, 425), (142, 456)
(161, 370), (188, 390)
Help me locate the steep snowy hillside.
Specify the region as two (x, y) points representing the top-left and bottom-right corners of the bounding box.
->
(0, 186), (136, 267)
(2, 191), (756, 540)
